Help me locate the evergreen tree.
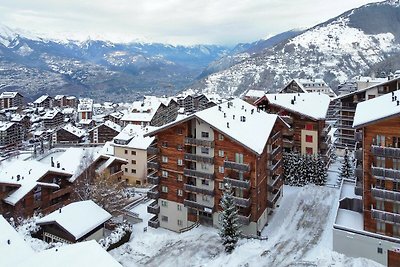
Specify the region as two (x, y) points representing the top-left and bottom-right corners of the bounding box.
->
(219, 183), (240, 253)
(315, 154), (328, 186)
(339, 148), (353, 181)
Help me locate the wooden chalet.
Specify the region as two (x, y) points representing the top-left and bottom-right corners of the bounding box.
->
(89, 120), (121, 144)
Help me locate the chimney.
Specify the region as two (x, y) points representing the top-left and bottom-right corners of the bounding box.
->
(59, 208), (62, 213)
(291, 100), (294, 105)
(224, 113), (226, 118)
(251, 109), (254, 114)
(17, 175), (20, 181)
(7, 239), (10, 245)
(57, 162), (60, 168)
(294, 96), (296, 101)
(51, 157), (54, 167)
(274, 95), (276, 100)
(397, 101), (399, 106)
(227, 122), (230, 128)
(233, 115), (235, 120)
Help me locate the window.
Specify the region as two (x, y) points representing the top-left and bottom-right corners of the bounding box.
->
(177, 204), (182, 211)
(162, 156), (168, 163)
(162, 141), (168, 147)
(124, 149), (128, 154)
(235, 153), (244, 163)
(161, 186), (168, 193)
(306, 147), (313, 155)
(376, 199), (385, 210)
(394, 203), (400, 214)
(177, 219), (183, 226)
(305, 124), (313, 130)
(161, 216), (168, 222)
(375, 135), (385, 146)
(393, 159), (400, 170)
(218, 150), (224, 157)
(131, 151), (136, 155)
(177, 128), (183, 135)
(376, 178), (385, 189)
(201, 132), (209, 138)
(201, 147), (209, 155)
(177, 189), (183, 196)
(131, 169), (136, 174)
(393, 137), (400, 148)
(218, 134), (224, 141)
(33, 186), (42, 202)
(219, 166), (224, 173)
(219, 182), (225, 190)
(377, 221), (385, 234)
(161, 200), (168, 207)
(177, 144), (183, 151)
(177, 174), (183, 181)
(305, 135), (313, 143)
(177, 159), (183, 166)
(162, 171), (168, 178)
(131, 160), (136, 164)
(200, 163), (207, 170)
(376, 156), (385, 168)
(201, 179), (209, 186)
(202, 195), (209, 202)
(394, 225), (400, 237)
(124, 168), (128, 172)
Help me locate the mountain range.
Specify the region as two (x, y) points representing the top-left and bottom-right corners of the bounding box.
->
(1, 0), (400, 100)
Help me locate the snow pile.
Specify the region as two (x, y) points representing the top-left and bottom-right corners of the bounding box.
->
(99, 221), (133, 250)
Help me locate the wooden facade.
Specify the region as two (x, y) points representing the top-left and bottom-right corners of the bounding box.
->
(0, 92), (24, 109)
(52, 128), (84, 144)
(0, 122), (23, 148)
(89, 123), (120, 144)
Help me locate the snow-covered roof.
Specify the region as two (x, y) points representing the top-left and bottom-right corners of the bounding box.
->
(0, 91), (20, 99)
(94, 153), (127, 173)
(90, 120), (122, 133)
(353, 90), (400, 128)
(0, 215), (34, 267)
(113, 124), (156, 150)
(0, 121), (14, 131)
(260, 93), (330, 120)
(42, 110), (61, 120)
(78, 119), (93, 125)
(37, 200), (111, 240)
(146, 98), (286, 155)
(297, 78), (328, 87)
(109, 111), (124, 119)
(0, 160), (72, 205)
(62, 107), (75, 114)
(61, 124), (85, 138)
(54, 95), (65, 100)
(122, 96), (164, 123)
(16, 240), (122, 267)
(244, 89), (267, 99)
(66, 96), (76, 100)
(10, 114), (26, 122)
(33, 95), (50, 104)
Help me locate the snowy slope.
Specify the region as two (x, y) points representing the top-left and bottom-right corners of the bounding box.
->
(192, 0), (400, 97)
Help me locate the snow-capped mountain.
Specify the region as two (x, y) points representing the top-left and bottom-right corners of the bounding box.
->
(0, 25), (231, 101)
(191, 0), (400, 96)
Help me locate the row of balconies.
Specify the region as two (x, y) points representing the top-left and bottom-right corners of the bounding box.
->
(371, 145), (400, 159)
(185, 137), (215, 148)
(183, 184), (215, 196)
(371, 166), (400, 180)
(223, 177), (251, 189)
(371, 208), (400, 224)
(372, 187), (400, 202)
(184, 152), (214, 164)
(223, 160), (251, 172)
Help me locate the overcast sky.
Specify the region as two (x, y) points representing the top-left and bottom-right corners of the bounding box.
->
(0, 0), (383, 45)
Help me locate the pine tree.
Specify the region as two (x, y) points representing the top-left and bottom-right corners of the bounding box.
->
(315, 154), (328, 186)
(339, 148), (353, 181)
(219, 183), (240, 253)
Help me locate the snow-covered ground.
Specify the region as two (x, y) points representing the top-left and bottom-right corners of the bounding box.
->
(110, 182), (382, 266)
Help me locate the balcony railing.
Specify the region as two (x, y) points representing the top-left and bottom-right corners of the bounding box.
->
(371, 146), (400, 158)
(147, 189), (160, 199)
(283, 138), (294, 148)
(184, 168), (215, 180)
(183, 184), (214, 196)
(268, 159), (281, 174)
(148, 215), (160, 228)
(185, 137), (214, 147)
(147, 155), (159, 170)
(223, 177), (250, 189)
(270, 131), (281, 143)
(268, 174), (282, 191)
(267, 188), (281, 208)
(321, 124), (331, 137)
(268, 146), (281, 161)
(147, 174), (160, 185)
(372, 187), (400, 202)
(371, 209), (400, 224)
(281, 116), (293, 125)
(371, 166), (400, 180)
(184, 199), (214, 212)
(147, 146), (159, 155)
(282, 128), (294, 137)
(184, 153), (214, 164)
(355, 149), (363, 161)
(50, 186), (73, 200)
(231, 196), (251, 208)
(355, 167), (363, 180)
(147, 201), (160, 214)
(224, 160), (250, 172)
(237, 214), (251, 225)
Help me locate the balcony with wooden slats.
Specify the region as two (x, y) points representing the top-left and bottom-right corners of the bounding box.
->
(184, 152), (214, 164)
(185, 137), (214, 148)
(231, 196), (251, 208)
(371, 166), (400, 180)
(223, 177), (250, 190)
(147, 201), (160, 214)
(224, 160), (250, 173)
(183, 184), (214, 196)
(148, 215), (160, 228)
(184, 168), (215, 180)
(371, 209), (400, 224)
(372, 187), (400, 202)
(371, 145), (400, 159)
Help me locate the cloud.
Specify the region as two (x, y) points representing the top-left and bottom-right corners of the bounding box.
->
(0, 0), (382, 45)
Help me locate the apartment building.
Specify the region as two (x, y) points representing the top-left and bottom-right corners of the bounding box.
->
(254, 93), (332, 165)
(112, 124), (156, 185)
(333, 90), (400, 266)
(0, 121), (23, 148)
(144, 98), (287, 235)
(89, 120), (122, 144)
(33, 95), (53, 109)
(0, 92), (24, 109)
(77, 98), (94, 121)
(334, 77), (400, 150)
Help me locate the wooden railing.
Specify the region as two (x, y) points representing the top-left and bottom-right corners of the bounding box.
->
(185, 137), (214, 147)
(371, 146), (400, 158)
(184, 153), (214, 164)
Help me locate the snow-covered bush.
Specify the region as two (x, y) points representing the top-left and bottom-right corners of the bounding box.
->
(99, 221), (133, 250)
(339, 148), (353, 181)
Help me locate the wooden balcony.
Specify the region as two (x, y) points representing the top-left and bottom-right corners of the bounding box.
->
(371, 209), (400, 224)
(267, 188), (281, 208)
(372, 187), (400, 202)
(231, 196), (251, 208)
(184, 168), (215, 180)
(50, 186), (73, 200)
(184, 153), (214, 164)
(371, 166), (400, 180)
(223, 177), (250, 190)
(268, 146), (281, 161)
(185, 137), (214, 148)
(147, 146), (159, 155)
(371, 146), (400, 158)
(281, 116), (293, 125)
(147, 189), (160, 199)
(183, 184), (214, 196)
(237, 214), (251, 226)
(147, 201), (160, 214)
(224, 160), (250, 172)
(282, 128), (294, 137)
(109, 170), (124, 180)
(270, 131), (281, 143)
(267, 174), (282, 192)
(268, 159), (281, 175)
(320, 124), (331, 137)
(148, 215), (160, 228)
(184, 199), (214, 212)
(147, 160), (159, 170)
(355, 167), (363, 180)
(283, 138), (294, 148)
(147, 174), (160, 185)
